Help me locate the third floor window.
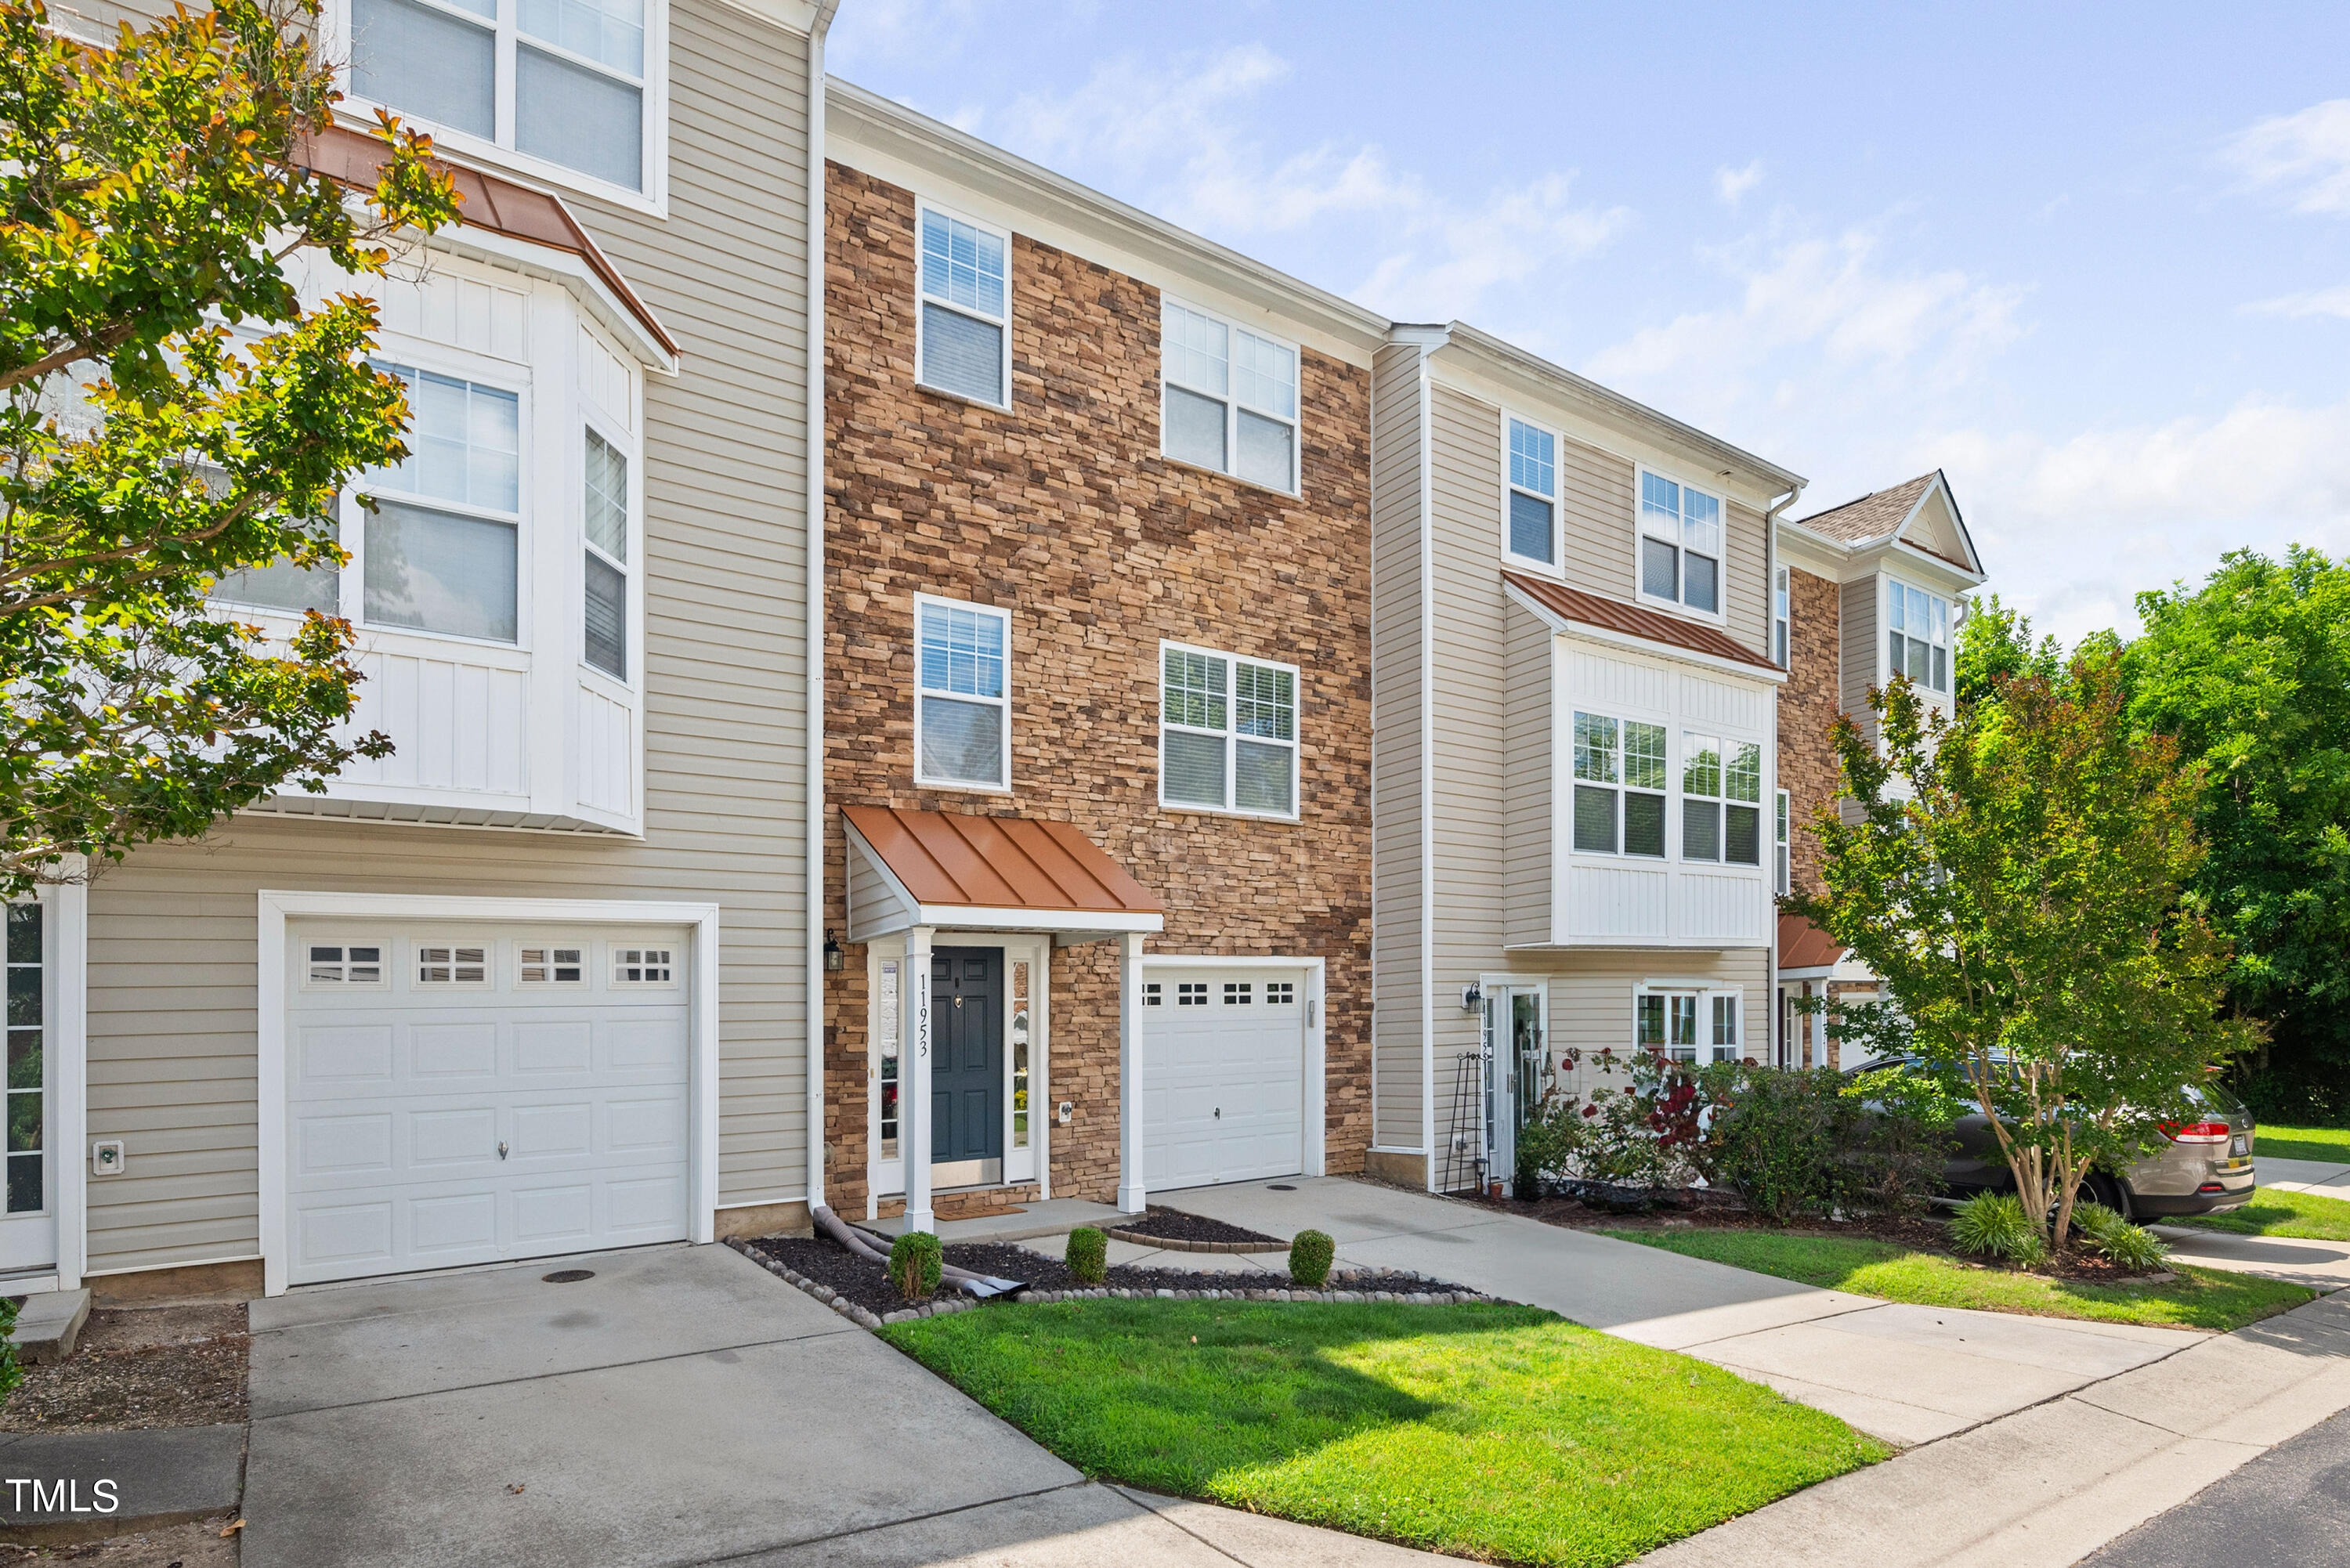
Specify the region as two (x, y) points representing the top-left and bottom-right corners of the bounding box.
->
(1639, 470), (1723, 616)
(1887, 577), (1951, 694)
(1161, 301), (1299, 493)
(917, 205), (1010, 406)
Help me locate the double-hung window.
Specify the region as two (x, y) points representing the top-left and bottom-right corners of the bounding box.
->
(582, 427), (627, 679)
(1506, 417), (1556, 566)
(1774, 789), (1791, 895)
(1571, 712), (1667, 856)
(1886, 578), (1950, 694)
(1638, 470), (1724, 616)
(913, 598), (1010, 790)
(347, 0), (655, 194)
(1681, 735), (1763, 865)
(1773, 564), (1791, 667)
(1161, 301), (1299, 493)
(1160, 643), (1298, 818)
(917, 205), (1010, 406)
(361, 363), (522, 643)
(1636, 985), (1743, 1064)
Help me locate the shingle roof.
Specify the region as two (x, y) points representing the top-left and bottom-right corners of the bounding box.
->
(1791, 472), (1938, 545)
(1502, 573), (1780, 671)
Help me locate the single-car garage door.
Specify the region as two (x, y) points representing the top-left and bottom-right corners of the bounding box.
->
(284, 922), (692, 1286)
(1141, 968), (1306, 1190)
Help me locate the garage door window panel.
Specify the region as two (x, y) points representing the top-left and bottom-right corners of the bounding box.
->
(613, 946), (674, 985)
(517, 945), (586, 985)
(414, 944), (490, 985)
(305, 943), (387, 988)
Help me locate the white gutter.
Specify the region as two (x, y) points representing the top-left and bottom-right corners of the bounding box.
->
(804, 0), (838, 1212)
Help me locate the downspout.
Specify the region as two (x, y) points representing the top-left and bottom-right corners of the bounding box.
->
(1416, 345), (1437, 1187)
(1762, 482), (1801, 1066)
(804, 0), (839, 1214)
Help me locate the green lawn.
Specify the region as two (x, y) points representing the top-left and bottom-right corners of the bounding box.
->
(883, 1299), (1884, 1568)
(1608, 1229), (2312, 1332)
(2178, 1186), (2350, 1241)
(2256, 1124), (2350, 1165)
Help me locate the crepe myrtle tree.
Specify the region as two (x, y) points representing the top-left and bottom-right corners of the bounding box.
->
(1787, 658), (2254, 1251)
(0, 0), (458, 894)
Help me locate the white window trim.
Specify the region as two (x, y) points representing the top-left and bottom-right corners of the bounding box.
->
(1634, 463), (1730, 626)
(515, 940), (589, 985)
(298, 939), (393, 992)
(1882, 574), (1954, 696)
(1775, 788), (1791, 896)
(1633, 981), (1747, 1064)
(1567, 709), (1670, 860)
(579, 412), (637, 689)
(610, 942), (679, 986)
(254, 890), (721, 1297)
(412, 939), (494, 987)
(326, 0), (671, 217)
(1157, 638), (1302, 822)
(1677, 731), (1769, 869)
(1773, 564), (1791, 668)
(912, 593), (1014, 795)
(913, 199), (1014, 412)
(1159, 295), (1303, 497)
(1501, 411), (1560, 573)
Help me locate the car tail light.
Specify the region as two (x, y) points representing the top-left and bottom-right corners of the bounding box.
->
(2162, 1120), (2232, 1143)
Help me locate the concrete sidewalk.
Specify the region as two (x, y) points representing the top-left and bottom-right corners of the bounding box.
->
(1159, 1177), (2206, 1446)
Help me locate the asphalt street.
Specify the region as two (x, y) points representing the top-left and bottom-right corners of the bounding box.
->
(2084, 1407), (2350, 1568)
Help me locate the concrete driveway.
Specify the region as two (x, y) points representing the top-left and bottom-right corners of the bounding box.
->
(241, 1241), (1448, 1568)
(1159, 1176), (2209, 1447)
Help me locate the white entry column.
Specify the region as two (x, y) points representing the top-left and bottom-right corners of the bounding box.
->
(902, 924), (935, 1234)
(1115, 931), (1144, 1214)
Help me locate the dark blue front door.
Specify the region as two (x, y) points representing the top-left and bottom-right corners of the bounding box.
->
(931, 948), (1003, 1165)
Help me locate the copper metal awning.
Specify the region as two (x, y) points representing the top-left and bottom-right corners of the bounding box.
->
(841, 805), (1164, 944)
(1777, 912), (1849, 977)
(1503, 571), (1782, 674)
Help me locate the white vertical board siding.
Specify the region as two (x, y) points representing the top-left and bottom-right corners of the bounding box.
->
(1501, 603), (1553, 947)
(81, 0), (815, 1276)
(1368, 344), (1426, 1149)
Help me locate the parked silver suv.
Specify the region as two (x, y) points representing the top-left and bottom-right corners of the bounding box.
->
(1849, 1058), (2258, 1219)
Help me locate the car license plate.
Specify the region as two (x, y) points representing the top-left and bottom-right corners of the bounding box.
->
(2232, 1135), (2249, 1157)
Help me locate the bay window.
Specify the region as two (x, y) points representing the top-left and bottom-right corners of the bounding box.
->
(347, 0), (655, 195)
(1638, 470), (1723, 616)
(918, 205), (1010, 406)
(583, 427), (627, 679)
(1506, 417), (1556, 566)
(1571, 711), (1666, 856)
(1161, 642), (1299, 818)
(1887, 577), (1950, 694)
(913, 597), (1011, 790)
(362, 363), (521, 643)
(1680, 735), (1762, 865)
(1161, 300), (1300, 493)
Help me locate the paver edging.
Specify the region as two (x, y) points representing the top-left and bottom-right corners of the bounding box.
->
(724, 1237), (1502, 1330)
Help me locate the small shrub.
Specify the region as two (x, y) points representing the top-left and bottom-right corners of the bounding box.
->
(1289, 1228), (1336, 1288)
(0, 1299), (19, 1401)
(1950, 1191), (2041, 1266)
(889, 1230), (943, 1300)
(2074, 1201), (2171, 1271)
(1065, 1227), (1107, 1284)
(1710, 1068), (1846, 1223)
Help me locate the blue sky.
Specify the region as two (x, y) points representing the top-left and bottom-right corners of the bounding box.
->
(829, 1), (2350, 643)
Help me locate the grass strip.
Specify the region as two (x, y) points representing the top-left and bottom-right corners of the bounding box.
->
(2255, 1124), (2350, 1166)
(2177, 1185), (2350, 1241)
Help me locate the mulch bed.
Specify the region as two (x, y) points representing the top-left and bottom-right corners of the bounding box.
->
(0, 1303), (249, 1433)
(745, 1234), (1470, 1320)
(1109, 1206), (1285, 1247)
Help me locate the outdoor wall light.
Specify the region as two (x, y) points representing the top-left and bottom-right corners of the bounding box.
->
(822, 934), (845, 972)
(1460, 982), (1483, 1012)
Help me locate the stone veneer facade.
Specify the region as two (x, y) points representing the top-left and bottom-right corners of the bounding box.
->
(1778, 566), (1846, 898)
(819, 162), (1374, 1214)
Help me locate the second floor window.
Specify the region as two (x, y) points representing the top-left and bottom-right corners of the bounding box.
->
(363, 363), (521, 643)
(1775, 789), (1791, 894)
(914, 598), (1010, 790)
(1162, 644), (1298, 818)
(1682, 733), (1763, 865)
(583, 428), (627, 679)
(1639, 471), (1723, 616)
(918, 206), (1009, 406)
(1571, 711), (1666, 857)
(1506, 417), (1556, 566)
(1888, 578), (1950, 694)
(349, 0), (652, 193)
(1162, 302), (1299, 493)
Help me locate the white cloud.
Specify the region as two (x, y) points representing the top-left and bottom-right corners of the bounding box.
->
(2246, 284), (2350, 319)
(1715, 160), (1764, 207)
(2223, 99), (2350, 215)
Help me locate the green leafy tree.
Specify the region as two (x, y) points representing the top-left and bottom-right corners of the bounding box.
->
(0, 0), (458, 893)
(1953, 594), (2063, 712)
(2121, 547), (2350, 1118)
(1790, 662), (2254, 1249)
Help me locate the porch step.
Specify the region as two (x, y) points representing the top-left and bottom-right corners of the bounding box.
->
(870, 1198), (1136, 1247)
(9, 1288), (91, 1366)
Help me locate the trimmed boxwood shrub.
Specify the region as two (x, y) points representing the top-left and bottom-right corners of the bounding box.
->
(889, 1230), (944, 1300)
(1065, 1227), (1107, 1284)
(1289, 1229), (1336, 1288)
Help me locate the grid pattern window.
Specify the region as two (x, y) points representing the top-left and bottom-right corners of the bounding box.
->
(348, 0), (653, 193)
(1011, 960), (1032, 1152)
(1160, 644), (1298, 818)
(876, 959), (900, 1158)
(1161, 301), (1300, 493)
(1636, 987), (1741, 1064)
(1177, 981), (1207, 1006)
(1711, 995), (1742, 1064)
(305, 944), (385, 985)
(583, 426), (628, 679)
(518, 946), (584, 984)
(613, 946), (673, 984)
(205, 461), (342, 614)
(1677, 735), (1763, 865)
(1571, 712), (1667, 857)
(361, 363), (522, 643)
(1266, 981), (1295, 1005)
(1506, 417), (1556, 565)
(1773, 565), (1791, 667)
(1638, 471), (1724, 616)
(1887, 578), (1951, 694)
(415, 945), (489, 984)
(1224, 982), (1253, 1006)
(915, 598), (1011, 790)
(5, 905), (41, 1216)
(1775, 789), (1791, 895)
(918, 207), (1009, 405)
(1142, 982), (1163, 1006)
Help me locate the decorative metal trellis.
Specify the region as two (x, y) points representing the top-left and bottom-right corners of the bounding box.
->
(1437, 1048), (1488, 1195)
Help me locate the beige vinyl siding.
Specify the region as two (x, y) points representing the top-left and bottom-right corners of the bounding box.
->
(81, 0), (815, 1276)
(1840, 574), (1881, 747)
(1538, 948), (1770, 1100)
(1369, 342), (1427, 1149)
(1556, 434), (1636, 602)
(1724, 501), (1770, 657)
(1502, 601), (1553, 947)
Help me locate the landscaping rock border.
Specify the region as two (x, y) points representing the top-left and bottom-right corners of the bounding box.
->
(1101, 1227), (1289, 1255)
(725, 1237), (1503, 1331)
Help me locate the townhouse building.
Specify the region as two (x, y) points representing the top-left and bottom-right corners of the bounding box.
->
(1770, 471), (1987, 1068)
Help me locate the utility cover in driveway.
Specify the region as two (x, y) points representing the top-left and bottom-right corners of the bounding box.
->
(1141, 969), (1307, 1187)
(284, 922), (691, 1285)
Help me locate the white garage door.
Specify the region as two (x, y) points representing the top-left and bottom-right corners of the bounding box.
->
(284, 922), (692, 1286)
(1141, 968), (1306, 1190)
